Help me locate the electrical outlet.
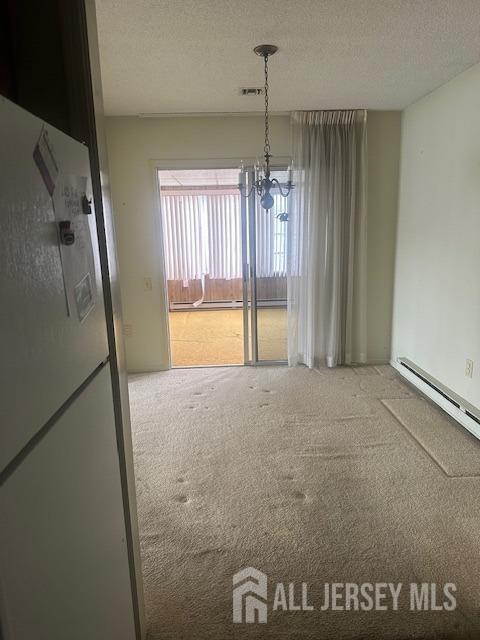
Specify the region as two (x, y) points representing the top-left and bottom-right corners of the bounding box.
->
(123, 323), (133, 338)
(465, 359), (474, 379)
(143, 277), (152, 291)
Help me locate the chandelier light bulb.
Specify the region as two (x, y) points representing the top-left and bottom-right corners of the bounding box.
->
(260, 192), (275, 210)
(238, 161), (246, 188)
(288, 162), (293, 183)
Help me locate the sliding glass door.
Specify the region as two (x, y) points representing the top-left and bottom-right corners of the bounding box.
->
(158, 165), (288, 368)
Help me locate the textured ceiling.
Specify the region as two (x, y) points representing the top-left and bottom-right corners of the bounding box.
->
(96, 0), (480, 115)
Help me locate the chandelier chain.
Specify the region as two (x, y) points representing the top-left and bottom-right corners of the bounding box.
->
(238, 45), (293, 214)
(263, 54), (270, 161)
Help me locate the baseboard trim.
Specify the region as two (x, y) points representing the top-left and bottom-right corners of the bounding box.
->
(391, 358), (480, 442)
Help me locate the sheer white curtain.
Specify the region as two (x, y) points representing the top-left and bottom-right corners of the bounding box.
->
(288, 110), (367, 368)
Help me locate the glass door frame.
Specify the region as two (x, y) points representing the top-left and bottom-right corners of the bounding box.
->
(154, 158), (289, 369)
(241, 166), (289, 367)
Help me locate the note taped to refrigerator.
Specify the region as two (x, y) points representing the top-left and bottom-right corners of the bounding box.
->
(53, 174), (97, 321)
(33, 126), (59, 196)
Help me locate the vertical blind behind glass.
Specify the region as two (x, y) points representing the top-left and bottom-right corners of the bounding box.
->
(161, 191), (287, 282)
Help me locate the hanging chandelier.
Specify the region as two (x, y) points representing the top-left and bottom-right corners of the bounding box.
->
(238, 44), (293, 213)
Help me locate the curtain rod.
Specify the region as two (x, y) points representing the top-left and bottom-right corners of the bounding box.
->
(292, 109), (367, 123)
(292, 108), (367, 112)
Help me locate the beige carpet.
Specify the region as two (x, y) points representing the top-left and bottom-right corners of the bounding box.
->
(168, 308), (287, 366)
(129, 365), (480, 639)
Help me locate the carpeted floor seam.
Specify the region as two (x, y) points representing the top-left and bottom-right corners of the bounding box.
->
(381, 399), (453, 478)
(381, 399), (480, 479)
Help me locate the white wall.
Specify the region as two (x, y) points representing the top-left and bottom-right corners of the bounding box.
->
(367, 111), (401, 363)
(105, 115), (290, 371)
(392, 63), (480, 409)
(106, 113), (401, 372)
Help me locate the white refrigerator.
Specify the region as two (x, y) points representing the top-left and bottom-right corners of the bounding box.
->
(0, 97), (136, 640)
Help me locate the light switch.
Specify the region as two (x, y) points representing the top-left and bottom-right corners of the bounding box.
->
(143, 277), (152, 291)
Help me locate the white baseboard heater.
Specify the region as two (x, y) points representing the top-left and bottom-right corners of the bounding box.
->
(392, 357), (480, 442)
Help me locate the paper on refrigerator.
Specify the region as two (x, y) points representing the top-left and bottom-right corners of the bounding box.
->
(52, 174), (97, 322)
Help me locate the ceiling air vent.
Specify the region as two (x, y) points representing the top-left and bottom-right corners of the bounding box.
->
(239, 87), (264, 96)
